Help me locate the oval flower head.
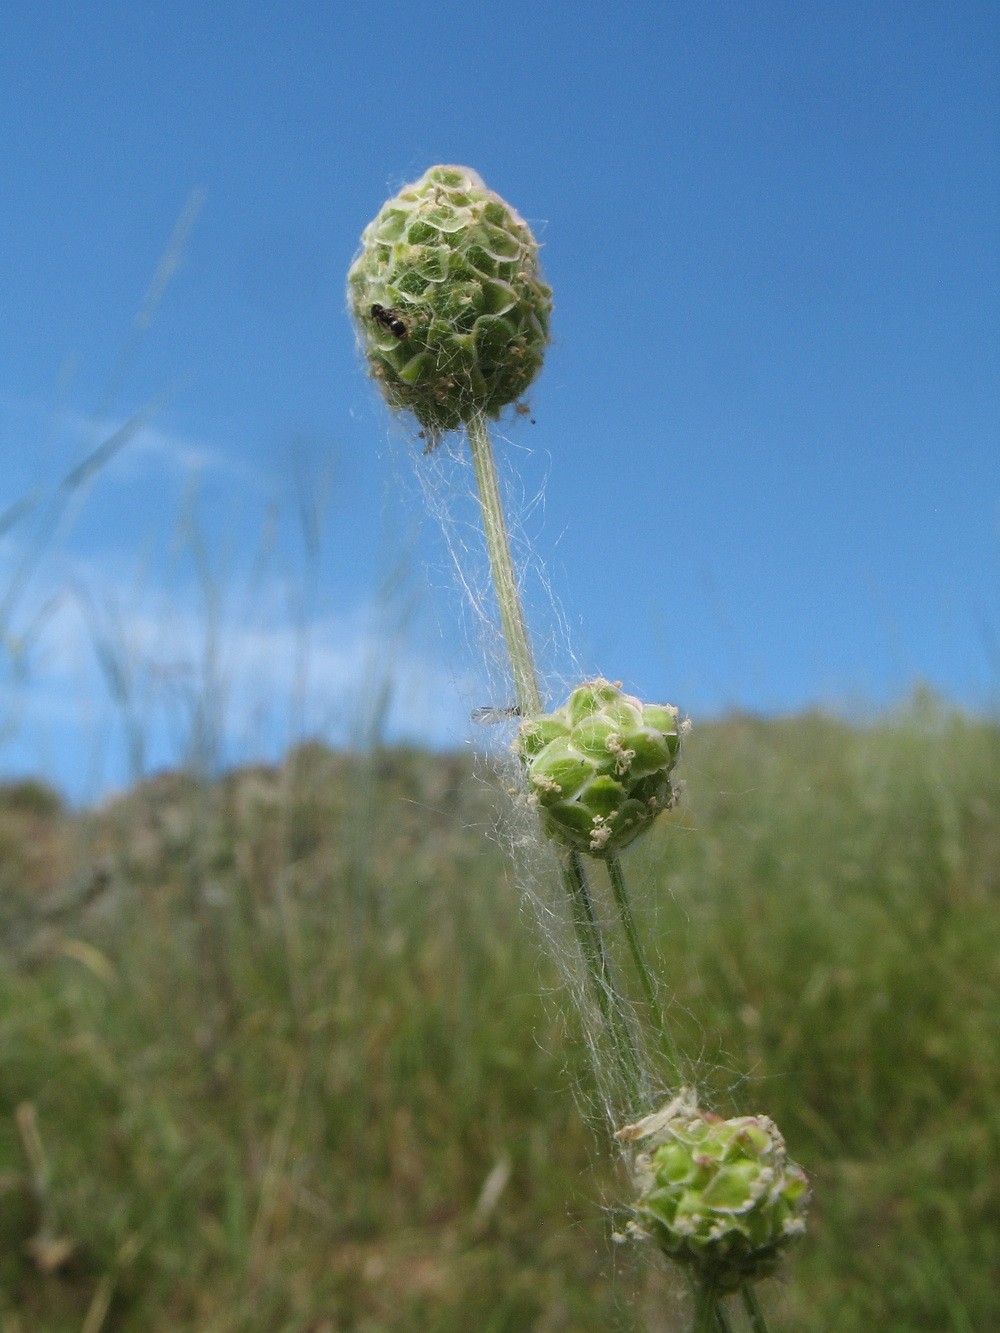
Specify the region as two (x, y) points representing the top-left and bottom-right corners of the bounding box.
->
(617, 1091), (810, 1293)
(347, 165), (552, 437)
(513, 678), (686, 857)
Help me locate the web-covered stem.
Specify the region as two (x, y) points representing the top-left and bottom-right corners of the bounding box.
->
(740, 1282), (773, 1333)
(607, 853), (682, 1087)
(563, 851), (644, 1107)
(465, 413), (543, 719)
(465, 412), (645, 1108)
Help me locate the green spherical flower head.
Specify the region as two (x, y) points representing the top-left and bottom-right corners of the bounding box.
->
(347, 165), (552, 435)
(617, 1093), (810, 1293)
(513, 678), (685, 857)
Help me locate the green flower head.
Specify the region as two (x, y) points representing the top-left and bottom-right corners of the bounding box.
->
(347, 165), (552, 436)
(617, 1092), (810, 1292)
(513, 679), (685, 857)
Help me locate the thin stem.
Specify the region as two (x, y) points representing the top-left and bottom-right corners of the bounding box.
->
(693, 1280), (720, 1333)
(465, 413), (643, 1106)
(465, 413), (542, 717)
(563, 852), (644, 1106)
(714, 1296), (735, 1333)
(606, 854), (681, 1085)
(740, 1283), (772, 1333)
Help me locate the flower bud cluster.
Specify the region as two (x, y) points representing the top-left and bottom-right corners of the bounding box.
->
(617, 1093), (810, 1292)
(347, 165), (552, 434)
(513, 679), (684, 857)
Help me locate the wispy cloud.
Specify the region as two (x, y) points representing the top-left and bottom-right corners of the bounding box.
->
(0, 386), (492, 800)
(0, 389), (263, 500)
(0, 544), (478, 801)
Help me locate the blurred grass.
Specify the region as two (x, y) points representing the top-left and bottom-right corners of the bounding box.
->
(1, 693), (998, 1331)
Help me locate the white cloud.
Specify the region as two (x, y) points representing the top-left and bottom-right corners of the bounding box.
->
(0, 544), (481, 801)
(0, 390), (264, 505)
(0, 391), (504, 800)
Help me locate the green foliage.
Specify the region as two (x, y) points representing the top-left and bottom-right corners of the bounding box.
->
(1, 699), (999, 1330)
(0, 780), (63, 819)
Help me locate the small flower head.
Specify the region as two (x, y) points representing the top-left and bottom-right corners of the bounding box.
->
(513, 678), (685, 857)
(347, 165), (552, 436)
(617, 1092), (810, 1292)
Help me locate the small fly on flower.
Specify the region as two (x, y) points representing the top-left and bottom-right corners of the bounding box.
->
(471, 705), (521, 725)
(370, 303), (408, 338)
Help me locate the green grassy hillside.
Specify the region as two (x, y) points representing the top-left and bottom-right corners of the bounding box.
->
(1, 699), (998, 1331)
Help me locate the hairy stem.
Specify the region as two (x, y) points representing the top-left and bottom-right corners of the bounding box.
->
(563, 851), (644, 1106)
(466, 413), (542, 717)
(465, 413), (643, 1105)
(740, 1283), (772, 1333)
(714, 1296), (735, 1332)
(607, 853), (681, 1085)
(692, 1281), (721, 1333)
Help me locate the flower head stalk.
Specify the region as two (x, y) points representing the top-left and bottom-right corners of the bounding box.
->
(348, 167), (642, 1106)
(514, 679), (689, 1085)
(349, 167), (807, 1333)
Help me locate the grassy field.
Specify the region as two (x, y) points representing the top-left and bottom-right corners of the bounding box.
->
(1, 696), (998, 1331)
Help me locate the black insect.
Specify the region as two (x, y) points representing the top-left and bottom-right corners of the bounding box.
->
(370, 303), (408, 338)
(471, 705), (522, 725)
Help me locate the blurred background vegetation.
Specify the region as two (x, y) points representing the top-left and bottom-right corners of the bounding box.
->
(1, 696), (997, 1331)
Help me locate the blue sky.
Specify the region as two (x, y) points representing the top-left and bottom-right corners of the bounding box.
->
(1, 1), (997, 798)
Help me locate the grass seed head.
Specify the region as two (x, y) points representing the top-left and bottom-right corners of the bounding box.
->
(347, 165), (552, 435)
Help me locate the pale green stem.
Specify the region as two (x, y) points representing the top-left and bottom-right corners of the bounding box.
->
(692, 1279), (737, 1333)
(465, 418), (773, 1333)
(464, 413), (643, 1106)
(693, 1281), (720, 1333)
(466, 413), (542, 717)
(564, 851), (643, 1107)
(606, 853), (681, 1086)
(740, 1283), (772, 1333)
(714, 1296), (735, 1333)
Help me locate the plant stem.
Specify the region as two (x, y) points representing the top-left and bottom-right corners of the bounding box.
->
(740, 1283), (772, 1333)
(563, 851), (643, 1106)
(465, 413), (542, 717)
(692, 1280), (720, 1333)
(606, 853), (681, 1085)
(465, 413), (643, 1105)
(714, 1296), (735, 1332)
